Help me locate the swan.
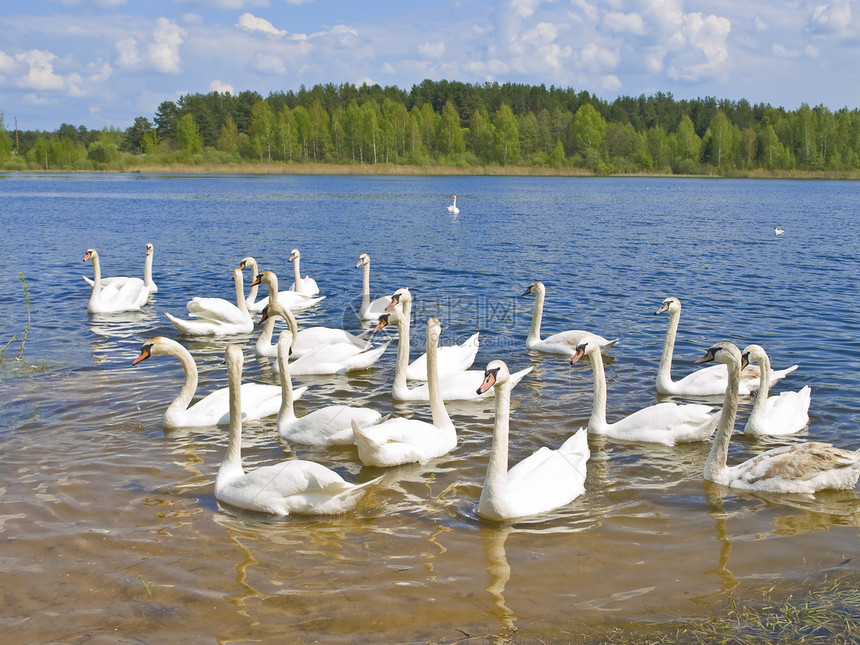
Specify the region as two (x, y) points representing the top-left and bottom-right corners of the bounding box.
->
(288, 248), (320, 296)
(215, 344), (382, 515)
(571, 335), (719, 445)
(741, 344), (811, 437)
(258, 299), (371, 360)
(84, 248), (151, 314)
(376, 308), (532, 401)
(274, 329), (381, 445)
(695, 342), (860, 493)
(132, 336), (301, 430)
(476, 360), (590, 521)
(774, 226), (785, 235)
(352, 317), (457, 467)
(239, 257), (324, 312)
(447, 195), (459, 215)
(654, 296), (798, 396)
(522, 282), (618, 356)
(84, 242), (157, 293)
(355, 253), (392, 321)
(385, 287), (479, 380)
(165, 267), (254, 336)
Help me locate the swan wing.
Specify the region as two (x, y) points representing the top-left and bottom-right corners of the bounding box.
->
(353, 417), (454, 467)
(608, 402), (717, 445)
(729, 442), (860, 493)
(280, 405), (382, 446)
(745, 386), (811, 436)
(186, 382), (281, 426)
(186, 297), (248, 325)
(406, 332), (480, 380)
(293, 327), (368, 357)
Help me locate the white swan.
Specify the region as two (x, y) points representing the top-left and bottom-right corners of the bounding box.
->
(571, 335), (719, 445)
(165, 267), (254, 336)
(288, 248), (320, 296)
(132, 336), (300, 430)
(774, 226), (785, 235)
(352, 317), (457, 467)
(275, 329), (382, 445)
(376, 307), (532, 401)
(476, 360), (590, 521)
(654, 296), (798, 396)
(215, 344), (382, 515)
(259, 299), (372, 361)
(355, 253), (392, 321)
(385, 287), (479, 380)
(695, 342), (860, 493)
(741, 344), (811, 437)
(522, 282), (618, 356)
(447, 195), (459, 215)
(84, 243), (157, 293)
(239, 257), (324, 312)
(84, 248), (151, 314)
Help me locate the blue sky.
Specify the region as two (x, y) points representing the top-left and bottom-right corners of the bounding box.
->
(2, 0), (859, 132)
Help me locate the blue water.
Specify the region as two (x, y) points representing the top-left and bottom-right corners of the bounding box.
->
(1, 173), (859, 642)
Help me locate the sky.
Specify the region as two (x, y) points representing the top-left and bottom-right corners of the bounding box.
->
(2, 0), (860, 132)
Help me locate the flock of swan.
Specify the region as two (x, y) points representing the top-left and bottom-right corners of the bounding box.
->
(84, 242), (860, 522)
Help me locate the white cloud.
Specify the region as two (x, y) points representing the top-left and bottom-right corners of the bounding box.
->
(417, 41), (445, 59)
(115, 37), (141, 68)
(148, 18), (186, 73)
(807, 0), (856, 38)
(16, 50), (66, 91)
(603, 11), (646, 35)
(580, 42), (620, 73)
(254, 52), (287, 74)
(209, 80), (234, 94)
(237, 13), (286, 36)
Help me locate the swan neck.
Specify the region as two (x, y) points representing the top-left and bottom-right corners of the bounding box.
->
(223, 353), (244, 472)
(657, 308), (680, 387)
(143, 250), (154, 288)
(293, 256), (301, 284)
(245, 260), (259, 304)
(748, 354), (772, 422)
(426, 326), (452, 428)
(392, 314), (411, 394)
(256, 315), (276, 354)
(484, 379), (511, 496)
(361, 262), (371, 299)
(277, 340), (295, 420)
(588, 349), (609, 432)
(527, 290), (544, 343)
(234, 270), (250, 317)
(90, 253), (102, 289)
(166, 342), (199, 422)
(704, 356), (740, 481)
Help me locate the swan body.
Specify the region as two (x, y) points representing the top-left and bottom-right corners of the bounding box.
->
(165, 267), (254, 336)
(252, 272), (364, 358)
(355, 253), (392, 321)
(260, 302), (385, 374)
(387, 287), (479, 380)
(84, 248), (151, 314)
(654, 297), (798, 396)
(696, 342), (860, 493)
(275, 330), (382, 445)
(84, 243), (157, 293)
(523, 282), (618, 356)
(741, 344), (811, 436)
(571, 335), (719, 445)
(215, 344), (381, 515)
(288, 248), (320, 296)
(476, 360), (589, 521)
(132, 336), (300, 429)
(774, 226), (785, 235)
(353, 318), (457, 467)
(447, 195), (459, 215)
(239, 257), (324, 312)
(377, 307), (531, 401)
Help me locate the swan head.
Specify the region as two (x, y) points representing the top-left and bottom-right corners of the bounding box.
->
(355, 253), (370, 268)
(146, 243), (154, 256)
(288, 249), (301, 263)
(522, 281), (545, 297)
(225, 343), (244, 371)
(740, 344), (766, 368)
(477, 359), (509, 395)
(259, 301), (288, 324)
(569, 334), (603, 364)
(386, 287), (411, 311)
(655, 297), (681, 315)
(427, 317), (441, 344)
(238, 256), (257, 271)
(132, 336), (180, 365)
(373, 307), (406, 333)
(83, 248), (97, 263)
(694, 342), (743, 369)
(251, 270), (278, 289)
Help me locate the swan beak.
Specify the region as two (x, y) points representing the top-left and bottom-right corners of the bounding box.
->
(570, 345), (586, 365)
(477, 369), (497, 395)
(83, 251), (93, 262)
(654, 303), (668, 315)
(384, 295), (400, 311)
(741, 353), (750, 369)
(238, 260), (246, 269)
(372, 316), (389, 333)
(694, 347), (718, 364)
(132, 345), (152, 366)
(250, 273), (263, 287)
(259, 307), (270, 324)
(354, 259), (363, 268)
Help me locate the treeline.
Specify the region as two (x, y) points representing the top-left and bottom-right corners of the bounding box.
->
(2, 79), (859, 175)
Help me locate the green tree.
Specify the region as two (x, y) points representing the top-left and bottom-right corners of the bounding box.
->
(249, 101), (275, 162)
(438, 100), (465, 157)
(702, 111), (738, 171)
(218, 115), (240, 156)
(468, 108), (494, 164)
(175, 113), (204, 160)
(492, 104), (520, 165)
(570, 103), (607, 169)
(122, 116), (155, 153)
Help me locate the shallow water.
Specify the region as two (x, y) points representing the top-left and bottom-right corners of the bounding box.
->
(1, 173), (859, 643)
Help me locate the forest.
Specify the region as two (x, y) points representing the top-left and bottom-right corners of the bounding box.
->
(2, 79), (859, 176)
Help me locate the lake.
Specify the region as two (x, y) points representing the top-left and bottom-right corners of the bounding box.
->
(1, 173), (859, 643)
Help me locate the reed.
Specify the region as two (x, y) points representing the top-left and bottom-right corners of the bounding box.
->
(1, 273), (30, 362)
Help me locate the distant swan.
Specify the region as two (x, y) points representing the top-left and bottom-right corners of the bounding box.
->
(164, 267), (254, 336)
(132, 336), (298, 429)
(476, 359), (589, 521)
(355, 253), (391, 321)
(774, 226), (785, 235)
(741, 344), (811, 437)
(447, 195), (459, 215)
(239, 257), (324, 312)
(654, 296), (798, 396)
(84, 248), (151, 314)
(275, 330), (382, 445)
(288, 248), (320, 296)
(695, 342), (860, 494)
(352, 317), (457, 467)
(84, 242), (157, 293)
(214, 344), (381, 515)
(523, 281), (617, 355)
(571, 335), (719, 445)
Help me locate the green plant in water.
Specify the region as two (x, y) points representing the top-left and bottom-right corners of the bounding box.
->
(1, 273), (30, 362)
